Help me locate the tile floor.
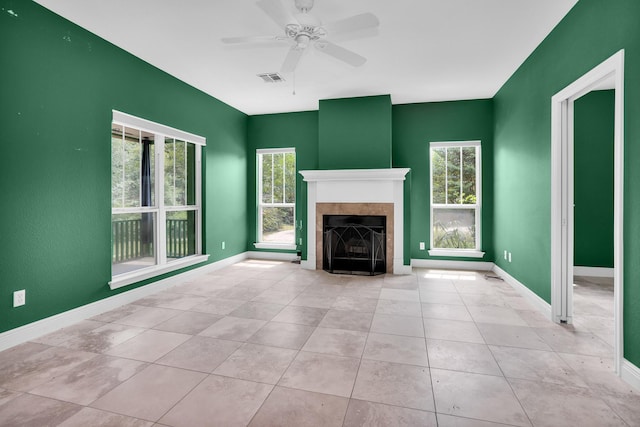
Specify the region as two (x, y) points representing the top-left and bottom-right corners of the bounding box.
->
(0, 261), (638, 426)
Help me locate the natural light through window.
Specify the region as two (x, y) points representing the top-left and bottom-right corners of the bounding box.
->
(110, 111), (208, 289)
(429, 141), (484, 258)
(256, 148), (296, 250)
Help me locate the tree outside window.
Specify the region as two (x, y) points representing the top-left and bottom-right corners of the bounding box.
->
(430, 141), (481, 251)
(257, 149), (296, 245)
(111, 111), (203, 283)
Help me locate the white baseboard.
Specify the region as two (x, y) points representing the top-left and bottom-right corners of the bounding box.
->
(411, 258), (493, 271)
(492, 264), (552, 319)
(0, 252), (250, 353)
(573, 266), (614, 278)
(394, 263), (413, 275)
(621, 359), (640, 392)
(300, 260), (315, 270)
(246, 251), (298, 262)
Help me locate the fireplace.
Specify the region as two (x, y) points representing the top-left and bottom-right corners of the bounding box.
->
(323, 215), (386, 275)
(299, 168), (411, 275)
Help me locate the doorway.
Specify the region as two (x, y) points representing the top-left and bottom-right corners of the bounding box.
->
(550, 50), (624, 374)
(572, 89), (615, 351)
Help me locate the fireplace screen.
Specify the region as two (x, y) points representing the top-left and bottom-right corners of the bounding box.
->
(323, 215), (386, 275)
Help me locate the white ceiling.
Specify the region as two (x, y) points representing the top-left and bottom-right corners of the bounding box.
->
(34, 0), (578, 115)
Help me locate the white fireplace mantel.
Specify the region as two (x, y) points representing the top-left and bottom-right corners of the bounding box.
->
(299, 168), (410, 182)
(299, 168), (411, 275)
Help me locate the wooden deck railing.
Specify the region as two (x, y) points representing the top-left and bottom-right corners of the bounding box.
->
(112, 218), (191, 263)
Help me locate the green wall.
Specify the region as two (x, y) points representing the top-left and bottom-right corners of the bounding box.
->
(0, 0), (247, 333)
(493, 0), (640, 364)
(249, 99), (493, 265)
(393, 100), (495, 262)
(247, 112), (319, 260)
(574, 90), (614, 268)
(319, 95), (392, 170)
(5, 0), (640, 370)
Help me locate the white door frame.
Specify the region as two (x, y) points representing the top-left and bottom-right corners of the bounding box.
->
(551, 50), (624, 374)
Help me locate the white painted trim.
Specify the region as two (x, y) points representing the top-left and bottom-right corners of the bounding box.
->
(305, 180), (317, 269)
(256, 147), (295, 155)
(246, 251), (297, 261)
(253, 243), (297, 251)
(300, 168), (410, 275)
(111, 113), (205, 285)
(427, 249), (485, 259)
(109, 255), (210, 290)
(429, 142), (482, 253)
(621, 359), (640, 392)
(0, 252), (249, 352)
(257, 148), (296, 244)
(112, 110), (206, 145)
(573, 266), (614, 278)
(493, 265), (552, 319)
(299, 168), (410, 182)
(394, 263), (413, 275)
(411, 259), (493, 271)
(550, 49), (624, 375)
(430, 140), (481, 148)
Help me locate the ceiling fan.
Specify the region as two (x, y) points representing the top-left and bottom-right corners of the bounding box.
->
(222, 0), (379, 74)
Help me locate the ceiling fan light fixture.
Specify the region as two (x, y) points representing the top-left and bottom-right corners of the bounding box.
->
(295, 34), (311, 48)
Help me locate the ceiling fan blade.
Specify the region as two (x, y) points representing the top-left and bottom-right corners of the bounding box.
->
(221, 35), (286, 44)
(257, 0), (296, 28)
(281, 45), (304, 73)
(323, 13), (379, 36)
(315, 40), (366, 67)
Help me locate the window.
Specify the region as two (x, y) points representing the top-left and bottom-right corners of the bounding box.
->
(256, 148), (296, 249)
(110, 111), (208, 289)
(429, 141), (484, 258)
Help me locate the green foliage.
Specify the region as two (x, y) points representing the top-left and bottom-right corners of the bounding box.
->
(111, 126), (162, 208)
(165, 138), (193, 207)
(263, 207), (294, 233)
(431, 145), (477, 205)
(111, 127), (145, 208)
(431, 145), (478, 250)
(433, 220), (476, 249)
(261, 152), (296, 204)
(259, 151), (296, 243)
(112, 127), (195, 210)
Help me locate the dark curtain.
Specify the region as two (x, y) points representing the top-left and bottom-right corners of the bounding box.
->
(141, 138), (153, 255)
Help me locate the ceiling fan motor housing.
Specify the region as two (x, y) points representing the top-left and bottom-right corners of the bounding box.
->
(295, 0), (314, 12)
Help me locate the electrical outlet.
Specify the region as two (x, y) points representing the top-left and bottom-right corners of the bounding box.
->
(13, 290), (25, 307)
(508, 252), (512, 263)
(299, 238), (302, 245)
(419, 242), (425, 250)
(504, 250), (508, 260)
(222, 241), (225, 250)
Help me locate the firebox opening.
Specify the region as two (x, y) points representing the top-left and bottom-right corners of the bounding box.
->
(323, 215), (386, 276)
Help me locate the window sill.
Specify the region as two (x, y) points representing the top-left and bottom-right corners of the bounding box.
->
(253, 242), (297, 251)
(428, 249), (485, 258)
(109, 254), (210, 290)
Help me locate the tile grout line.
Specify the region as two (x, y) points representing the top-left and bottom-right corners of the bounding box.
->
(417, 271), (441, 425)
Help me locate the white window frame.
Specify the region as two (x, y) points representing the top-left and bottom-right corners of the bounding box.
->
(110, 110), (209, 289)
(428, 140), (484, 258)
(255, 147), (296, 250)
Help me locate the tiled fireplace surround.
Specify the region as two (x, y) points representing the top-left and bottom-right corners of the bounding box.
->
(299, 168), (411, 275)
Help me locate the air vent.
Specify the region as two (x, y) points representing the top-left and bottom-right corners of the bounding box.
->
(257, 73), (286, 83)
